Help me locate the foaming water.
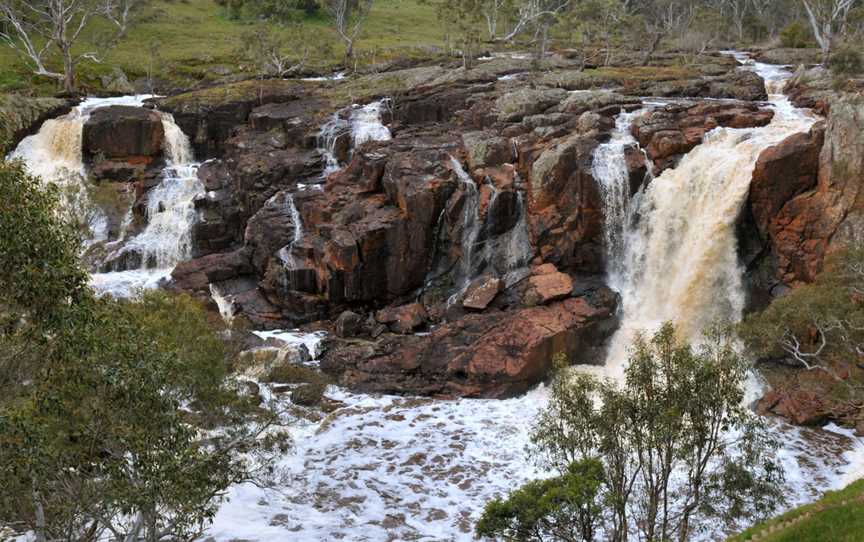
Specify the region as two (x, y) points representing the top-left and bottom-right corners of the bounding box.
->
(598, 61), (817, 381)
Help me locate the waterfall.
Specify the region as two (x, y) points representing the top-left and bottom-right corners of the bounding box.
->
(7, 96), (155, 246)
(591, 108), (651, 287)
(597, 60), (817, 380)
(277, 193), (303, 269)
(10, 96), (204, 298)
(450, 155), (482, 284)
(316, 99), (391, 178)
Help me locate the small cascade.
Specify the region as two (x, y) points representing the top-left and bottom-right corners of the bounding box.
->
(277, 193), (303, 270)
(450, 155), (482, 284)
(10, 95), (205, 297)
(316, 99), (392, 178)
(350, 99), (392, 146)
(8, 95), (155, 246)
(591, 108), (651, 287)
(597, 58), (817, 381)
(317, 112), (349, 177)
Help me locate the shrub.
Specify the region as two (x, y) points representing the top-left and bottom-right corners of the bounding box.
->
(829, 45), (863, 76)
(780, 21), (814, 48)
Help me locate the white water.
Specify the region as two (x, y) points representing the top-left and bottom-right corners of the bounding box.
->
(9, 96), (204, 298)
(597, 59), (818, 381)
(591, 108), (651, 285)
(317, 99), (391, 178)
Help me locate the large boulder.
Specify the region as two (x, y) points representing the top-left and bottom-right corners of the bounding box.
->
(83, 106), (165, 160)
(320, 295), (618, 398)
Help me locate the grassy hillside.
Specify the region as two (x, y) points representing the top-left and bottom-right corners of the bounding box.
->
(729, 479), (864, 542)
(0, 0), (450, 94)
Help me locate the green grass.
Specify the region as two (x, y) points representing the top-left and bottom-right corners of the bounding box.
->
(0, 0), (452, 94)
(729, 479), (864, 542)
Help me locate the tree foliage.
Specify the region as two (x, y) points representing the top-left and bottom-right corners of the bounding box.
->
(0, 159), (271, 541)
(480, 324), (784, 542)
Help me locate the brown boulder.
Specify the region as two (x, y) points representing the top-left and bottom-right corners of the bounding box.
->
(525, 270), (573, 305)
(376, 302), (428, 334)
(83, 106), (165, 161)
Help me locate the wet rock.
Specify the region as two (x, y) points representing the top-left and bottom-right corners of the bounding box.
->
(495, 88), (568, 122)
(335, 310), (364, 338)
(462, 276), (502, 310)
(527, 133), (605, 272)
(154, 80), (307, 158)
(321, 296), (618, 398)
(83, 105), (165, 161)
(376, 302), (428, 334)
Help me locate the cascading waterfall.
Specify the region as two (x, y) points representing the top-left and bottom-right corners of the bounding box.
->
(8, 96), (156, 246)
(591, 108), (651, 286)
(10, 95), (204, 298)
(116, 112), (203, 270)
(598, 60), (817, 381)
(317, 112), (349, 177)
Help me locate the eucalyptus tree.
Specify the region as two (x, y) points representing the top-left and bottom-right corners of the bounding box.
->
(0, 160), (277, 542)
(801, 0), (860, 62)
(325, 0), (373, 64)
(479, 323), (784, 542)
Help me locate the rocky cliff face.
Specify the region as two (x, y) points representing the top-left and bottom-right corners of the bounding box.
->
(140, 52), (794, 397)
(742, 96), (864, 303)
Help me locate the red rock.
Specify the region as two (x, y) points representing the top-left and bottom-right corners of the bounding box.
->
(525, 271), (573, 305)
(376, 302), (428, 334)
(462, 276), (503, 310)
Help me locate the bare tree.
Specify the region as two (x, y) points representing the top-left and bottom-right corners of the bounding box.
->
(325, 0), (373, 64)
(802, 0), (859, 63)
(492, 0), (571, 43)
(0, 0), (105, 93)
(0, 0), (136, 93)
(631, 0), (694, 63)
(99, 0), (141, 37)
